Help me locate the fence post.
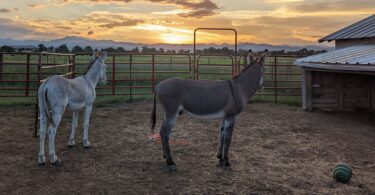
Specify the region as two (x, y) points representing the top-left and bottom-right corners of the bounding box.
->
(25, 54), (30, 96)
(0, 53), (3, 81)
(34, 54), (42, 137)
(129, 54), (133, 102)
(152, 54), (155, 93)
(274, 56), (278, 104)
(112, 54), (116, 95)
(72, 55), (76, 78)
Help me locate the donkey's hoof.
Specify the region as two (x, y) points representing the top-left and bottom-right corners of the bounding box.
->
(223, 165), (232, 172)
(68, 140), (75, 147)
(167, 164), (177, 172)
(216, 160), (225, 167)
(83, 145), (92, 149)
(51, 159), (62, 166)
(38, 161), (46, 166)
(38, 156), (46, 165)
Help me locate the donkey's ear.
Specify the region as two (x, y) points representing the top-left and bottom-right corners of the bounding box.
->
(247, 49), (255, 65)
(257, 49), (268, 64)
(92, 50), (100, 61)
(99, 51), (108, 62)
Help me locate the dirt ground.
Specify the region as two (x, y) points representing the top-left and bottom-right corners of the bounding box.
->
(0, 102), (375, 194)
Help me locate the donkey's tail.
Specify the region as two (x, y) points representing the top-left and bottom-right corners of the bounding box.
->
(39, 77), (55, 127)
(150, 91), (157, 133)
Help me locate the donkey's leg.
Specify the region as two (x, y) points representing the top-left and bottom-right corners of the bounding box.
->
(160, 114), (178, 171)
(38, 116), (47, 165)
(68, 112), (79, 147)
(48, 110), (63, 165)
(82, 105), (93, 148)
(217, 119), (225, 165)
(223, 116), (236, 167)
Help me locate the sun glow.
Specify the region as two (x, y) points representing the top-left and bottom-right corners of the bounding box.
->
(160, 33), (191, 44)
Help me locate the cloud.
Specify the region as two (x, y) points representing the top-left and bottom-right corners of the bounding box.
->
(0, 8), (11, 13)
(27, 4), (48, 8)
(0, 18), (56, 40)
(88, 30), (94, 35)
(64, 0), (219, 18)
(99, 19), (144, 28)
(288, 0), (375, 12)
(178, 9), (216, 19)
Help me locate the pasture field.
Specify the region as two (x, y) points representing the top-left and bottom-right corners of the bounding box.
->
(0, 53), (302, 106)
(0, 102), (374, 194)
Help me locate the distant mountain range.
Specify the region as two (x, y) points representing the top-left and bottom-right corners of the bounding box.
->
(0, 36), (331, 51)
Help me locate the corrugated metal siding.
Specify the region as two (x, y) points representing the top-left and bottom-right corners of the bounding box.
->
(319, 14), (375, 42)
(296, 45), (375, 65)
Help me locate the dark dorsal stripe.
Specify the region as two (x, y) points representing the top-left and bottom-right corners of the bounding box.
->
(227, 80), (238, 105)
(233, 61), (254, 79)
(84, 57), (99, 74)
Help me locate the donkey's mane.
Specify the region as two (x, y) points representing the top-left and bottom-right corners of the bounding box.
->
(233, 62), (254, 79)
(84, 57), (99, 74)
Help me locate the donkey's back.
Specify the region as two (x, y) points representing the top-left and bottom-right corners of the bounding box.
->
(42, 75), (95, 111)
(156, 78), (239, 116)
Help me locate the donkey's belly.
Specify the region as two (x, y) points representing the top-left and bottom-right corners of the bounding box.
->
(66, 102), (86, 111)
(182, 106), (225, 119)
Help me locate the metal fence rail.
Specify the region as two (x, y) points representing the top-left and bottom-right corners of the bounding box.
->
(0, 52), (302, 104)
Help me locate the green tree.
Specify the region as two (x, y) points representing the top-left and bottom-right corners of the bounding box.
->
(83, 46), (93, 53)
(104, 47), (115, 53)
(71, 45), (83, 53)
(38, 44), (47, 52)
(55, 44), (69, 53)
(48, 46), (54, 52)
(131, 47), (139, 53)
(115, 47), (125, 52)
(0, 45), (15, 52)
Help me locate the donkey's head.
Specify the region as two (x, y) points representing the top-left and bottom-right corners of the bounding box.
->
(91, 51), (108, 85)
(247, 49), (268, 88)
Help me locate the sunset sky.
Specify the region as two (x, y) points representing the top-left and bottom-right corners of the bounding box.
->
(0, 0), (374, 45)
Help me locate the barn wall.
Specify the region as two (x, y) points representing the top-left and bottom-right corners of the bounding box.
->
(335, 38), (375, 49)
(304, 71), (375, 111)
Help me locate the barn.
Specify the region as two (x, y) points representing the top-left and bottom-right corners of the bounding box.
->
(295, 14), (375, 111)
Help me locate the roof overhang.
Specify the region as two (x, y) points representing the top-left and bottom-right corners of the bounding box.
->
(295, 62), (375, 75)
(318, 14), (375, 43)
(295, 45), (375, 74)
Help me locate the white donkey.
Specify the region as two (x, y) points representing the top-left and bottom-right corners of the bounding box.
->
(38, 51), (108, 165)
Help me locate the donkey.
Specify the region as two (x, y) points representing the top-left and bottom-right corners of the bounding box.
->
(151, 50), (268, 171)
(37, 51), (108, 165)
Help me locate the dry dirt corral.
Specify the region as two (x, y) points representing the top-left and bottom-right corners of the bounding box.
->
(0, 102), (375, 194)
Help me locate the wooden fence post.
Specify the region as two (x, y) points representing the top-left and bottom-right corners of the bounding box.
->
(34, 54), (42, 137)
(274, 56), (278, 104)
(25, 54), (30, 96)
(112, 54), (116, 95)
(0, 53), (3, 81)
(129, 54), (133, 102)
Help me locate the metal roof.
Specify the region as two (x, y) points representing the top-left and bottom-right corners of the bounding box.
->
(295, 45), (375, 73)
(319, 14), (375, 43)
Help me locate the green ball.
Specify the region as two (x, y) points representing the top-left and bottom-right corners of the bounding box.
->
(333, 164), (352, 183)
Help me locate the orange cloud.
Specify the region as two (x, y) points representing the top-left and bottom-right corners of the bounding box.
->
(288, 0), (375, 12)
(64, 0), (219, 18)
(0, 8), (11, 13)
(99, 19), (144, 28)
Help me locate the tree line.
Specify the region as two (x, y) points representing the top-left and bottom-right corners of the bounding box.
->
(0, 44), (327, 56)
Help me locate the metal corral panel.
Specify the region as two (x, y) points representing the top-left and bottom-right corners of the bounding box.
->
(296, 45), (375, 65)
(319, 14), (375, 43)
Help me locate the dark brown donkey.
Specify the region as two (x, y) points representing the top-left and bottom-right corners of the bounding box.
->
(151, 50), (268, 171)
